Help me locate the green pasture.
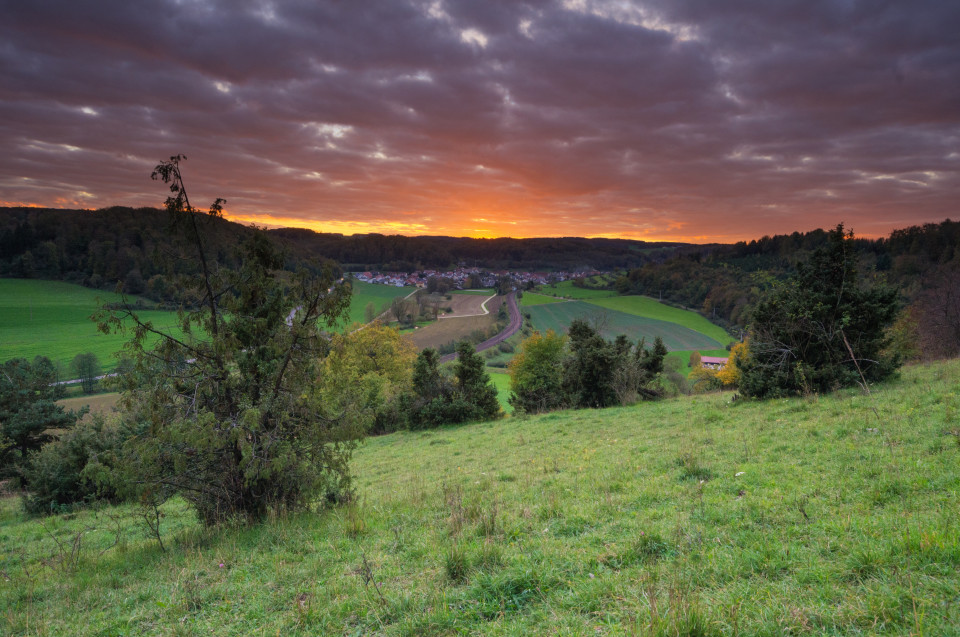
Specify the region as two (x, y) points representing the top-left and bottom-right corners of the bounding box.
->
(526, 300), (723, 351)
(452, 289), (495, 296)
(486, 369), (513, 414)
(519, 292), (565, 307)
(343, 280), (415, 328)
(0, 277), (417, 371)
(585, 295), (733, 345)
(3, 360), (958, 635)
(0, 279), (181, 373)
(538, 279), (617, 299)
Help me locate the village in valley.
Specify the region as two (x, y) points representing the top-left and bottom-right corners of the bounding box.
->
(352, 266), (603, 289)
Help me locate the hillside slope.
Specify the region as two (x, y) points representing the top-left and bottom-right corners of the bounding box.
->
(2, 360), (958, 635)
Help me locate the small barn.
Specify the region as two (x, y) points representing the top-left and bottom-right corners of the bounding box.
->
(700, 356), (729, 370)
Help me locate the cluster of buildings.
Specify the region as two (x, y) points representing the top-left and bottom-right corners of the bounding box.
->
(352, 267), (602, 289)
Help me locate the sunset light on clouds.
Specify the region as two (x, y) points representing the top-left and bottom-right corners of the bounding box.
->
(1, 0), (958, 242)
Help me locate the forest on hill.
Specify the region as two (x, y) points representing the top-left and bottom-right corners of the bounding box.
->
(268, 226), (682, 271)
(616, 220), (959, 337)
(0, 207), (682, 305)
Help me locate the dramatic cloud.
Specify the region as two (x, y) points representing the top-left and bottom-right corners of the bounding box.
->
(1, 0), (958, 241)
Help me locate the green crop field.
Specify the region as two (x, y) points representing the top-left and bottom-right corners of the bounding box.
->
(3, 360), (958, 635)
(452, 289), (495, 296)
(526, 300), (723, 351)
(1, 278), (417, 370)
(585, 295), (733, 345)
(538, 280), (617, 299)
(519, 292), (565, 307)
(0, 279), (181, 373)
(487, 369), (513, 413)
(343, 280), (415, 328)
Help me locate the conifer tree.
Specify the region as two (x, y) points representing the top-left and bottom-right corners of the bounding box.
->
(741, 224), (901, 397)
(0, 356), (78, 476)
(99, 156), (358, 524)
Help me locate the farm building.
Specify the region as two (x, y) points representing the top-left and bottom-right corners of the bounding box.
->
(700, 356), (729, 370)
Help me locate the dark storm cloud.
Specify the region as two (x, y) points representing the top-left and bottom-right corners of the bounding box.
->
(1, 0), (957, 240)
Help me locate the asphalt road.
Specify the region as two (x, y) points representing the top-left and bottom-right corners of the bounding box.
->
(439, 291), (520, 364)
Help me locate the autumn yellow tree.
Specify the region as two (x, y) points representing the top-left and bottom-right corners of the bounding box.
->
(319, 322), (417, 434)
(716, 341), (748, 388)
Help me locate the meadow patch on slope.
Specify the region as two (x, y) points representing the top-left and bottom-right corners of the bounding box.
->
(2, 360), (958, 635)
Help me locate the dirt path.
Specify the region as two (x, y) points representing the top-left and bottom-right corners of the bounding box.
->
(438, 293), (498, 319)
(440, 292), (520, 364)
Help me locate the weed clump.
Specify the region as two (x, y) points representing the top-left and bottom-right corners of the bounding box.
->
(676, 452), (713, 481)
(605, 531), (674, 569)
(467, 568), (555, 619)
(444, 545), (469, 583)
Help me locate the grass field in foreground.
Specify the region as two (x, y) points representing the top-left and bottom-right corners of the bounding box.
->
(585, 296), (733, 346)
(343, 280), (415, 329)
(538, 280), (617, 299)
(527, 300), (723, 351)
(2, 360), (957, 635)
(0, 279), (181, 372)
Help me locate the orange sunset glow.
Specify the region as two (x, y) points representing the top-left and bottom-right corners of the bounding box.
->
(2, 1), (957, 243)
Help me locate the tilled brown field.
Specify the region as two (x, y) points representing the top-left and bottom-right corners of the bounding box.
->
(434, 292), (496, 318)
(58, 392), (120, 416)
(404, 312), (497, 350)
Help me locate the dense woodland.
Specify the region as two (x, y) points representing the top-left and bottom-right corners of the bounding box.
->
(269, 226), (680, 271)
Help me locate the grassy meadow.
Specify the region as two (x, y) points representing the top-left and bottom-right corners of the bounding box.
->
(526, 301), (724, 352)
(344, 280), (416, 329)
(519, 292), (566, 307)
(3, 360), (958, 635)
(538, 280), (618, 299)
(0, 278), (415, 370)
(487, 369), (513, 414)
(0, 279), (181, 373)
(585, 296), (733, 346)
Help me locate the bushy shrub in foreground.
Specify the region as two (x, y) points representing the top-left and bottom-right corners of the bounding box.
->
(22, 415), (128, 514)
(741, 224), (901, 397)
(406, 343), (501, 429)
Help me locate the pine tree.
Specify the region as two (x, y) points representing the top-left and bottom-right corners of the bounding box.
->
(453, 341), (501, 421)
(0, 356), (79, 476)
(741, 224), (901, 397)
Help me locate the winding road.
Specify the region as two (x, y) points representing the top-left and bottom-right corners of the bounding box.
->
(439, 291), (521, 364)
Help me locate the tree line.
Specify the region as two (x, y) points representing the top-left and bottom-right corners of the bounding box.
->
(0, 206), (680, 305)
(614, 220), (960, 358)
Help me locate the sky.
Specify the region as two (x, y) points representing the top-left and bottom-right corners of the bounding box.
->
(1, 0), (958, 243)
